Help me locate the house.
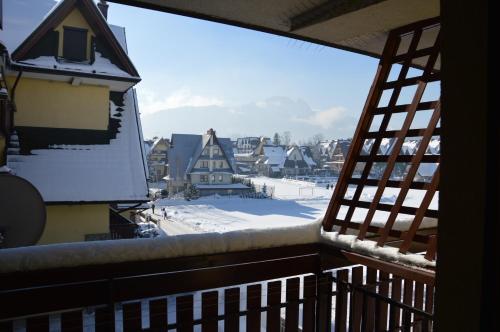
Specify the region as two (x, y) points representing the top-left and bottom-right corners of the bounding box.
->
(145, 137), (169, 182)
(167, 128), (249, 196)
(0, 0), (148, 244)
(233, 151), (258, 174)
(282, 145), (316, 176)
(254, 145), (286, 177)
(323, 139), (351, 175)
(235, 136), (260, 154)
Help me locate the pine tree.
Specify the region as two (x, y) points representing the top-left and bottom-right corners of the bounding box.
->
(273, 133), (281, 145)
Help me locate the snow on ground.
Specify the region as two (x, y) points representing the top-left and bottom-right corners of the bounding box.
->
(148, 176), (437, 235)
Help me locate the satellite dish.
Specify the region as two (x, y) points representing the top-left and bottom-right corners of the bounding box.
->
(0, 173), (46, 248)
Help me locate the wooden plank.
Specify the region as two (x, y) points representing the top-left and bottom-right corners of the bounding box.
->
(376, 271), (390, 331)
(334, 269), (348, 332)
(338, 199), (439, 219)
(425, 235), (438, 261)
(201, 291), (218, 332)
(350, 266), (364, 332)
(224, 287), (240, 332)
(26, 316), (49, 332)
(302, 275), (316, 332)
(266, 280), (281, 332)
(316, 272), (333, 332)
(149, 298), (168, 332)
(122, 302), (142, 332)
(402, 279), (414, 331)
(364, 128), (440, 139)
(0, 243), (319, 292)
(285, 277), (300, 332)
(382, 72), (440, 89)
(340, 251), (435, 285)
(356, 154), (439, 163)
(373, 101), (438, 115)
(423, 284), (434, 332)
(95, 306), (115, 332)
(176, 295), (193, 332)
(60, 310), (83, 332)
(389, 277), (402, 331)
(348, 177), (436, 190)
(246, 284), (261, 332)
(328, 221), (434, 244)
(365, 268), (377, 331)
(414, 282), (425, 332)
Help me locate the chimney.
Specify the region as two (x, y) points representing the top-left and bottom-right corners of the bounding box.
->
(97, 0), (109, 20)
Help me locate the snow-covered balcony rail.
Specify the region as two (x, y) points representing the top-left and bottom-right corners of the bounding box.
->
(0, 224), (434, 331)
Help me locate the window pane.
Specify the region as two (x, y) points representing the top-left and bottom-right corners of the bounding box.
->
(63, 27), (87, 61)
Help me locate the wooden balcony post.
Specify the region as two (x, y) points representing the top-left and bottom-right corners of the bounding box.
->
(316, 272), (332, 332)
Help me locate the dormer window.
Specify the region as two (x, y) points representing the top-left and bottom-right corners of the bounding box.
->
(63, 27), (88, 62)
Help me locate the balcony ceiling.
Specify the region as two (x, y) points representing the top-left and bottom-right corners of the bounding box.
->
(111, 0), (439, 59)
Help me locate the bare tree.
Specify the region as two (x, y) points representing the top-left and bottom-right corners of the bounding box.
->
(311, 133), (325, 145)
(282, 131), (291, 146)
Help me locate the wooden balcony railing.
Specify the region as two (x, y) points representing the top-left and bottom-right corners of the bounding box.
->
(0, 243), (434, 331)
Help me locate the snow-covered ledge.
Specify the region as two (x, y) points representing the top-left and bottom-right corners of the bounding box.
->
(0, 218), (435, 274)
(321, 230), (435, 268)
(0, 220), (322, 273)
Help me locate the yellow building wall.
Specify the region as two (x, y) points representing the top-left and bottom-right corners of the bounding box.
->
(38, 204), (109, 244)
(6, 77), (109, 130)
(54, 8), (96, 60)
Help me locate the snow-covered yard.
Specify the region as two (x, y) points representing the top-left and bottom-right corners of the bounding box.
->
(146, 176), (438, 235)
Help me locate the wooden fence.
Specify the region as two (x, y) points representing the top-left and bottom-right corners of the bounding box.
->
(0, 244), (434, 332)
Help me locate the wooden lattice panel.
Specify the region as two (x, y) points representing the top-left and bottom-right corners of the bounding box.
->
(323, 17), (441, 260)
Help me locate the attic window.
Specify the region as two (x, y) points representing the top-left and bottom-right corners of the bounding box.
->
(63, 27), (88, 62)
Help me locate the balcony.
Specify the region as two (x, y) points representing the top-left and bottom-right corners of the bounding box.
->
(0, 0), (494, 331)
(0, 238), (434, 331)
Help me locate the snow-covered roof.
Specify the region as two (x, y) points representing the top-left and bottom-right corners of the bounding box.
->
(7, 89), (149, 202)
(401, 139), (419, 155)
(14, 53), (133, 79)
(8, 0), (140, 81)
(427, 138), (440, 155)
(300, 146), (317, 167)
(261, 146), (286, 167)
(378, 138), (396, 155)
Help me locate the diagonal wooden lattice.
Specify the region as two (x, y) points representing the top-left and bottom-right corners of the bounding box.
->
(323, 17), (441, 261)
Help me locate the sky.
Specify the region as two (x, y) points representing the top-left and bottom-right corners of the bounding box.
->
(104, 2), (380, 142)
(3, 0), (439, 142)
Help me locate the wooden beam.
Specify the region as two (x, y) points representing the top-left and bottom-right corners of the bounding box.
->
(338, 250), (435, 285)
(290, 0), (387, 31)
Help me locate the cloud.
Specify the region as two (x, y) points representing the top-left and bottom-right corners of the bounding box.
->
(293, 107), (348, 129)
(138, 88), (224, 115)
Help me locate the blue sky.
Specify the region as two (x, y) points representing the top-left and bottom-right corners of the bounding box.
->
(105, 2), (380, 141)
(8, 1), (438, 142)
